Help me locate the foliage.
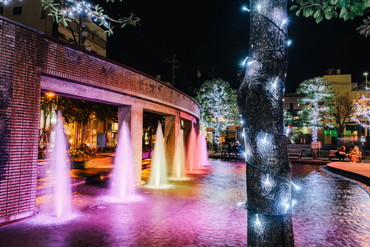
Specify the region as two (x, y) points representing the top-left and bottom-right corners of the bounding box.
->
(291, 0), (370, 36)
(41, 0), (139, 36)
(296, 77), (335, 141)
(195, 79), (240, 145)
(352, 94), (370, 128)
(70, 144), (97, 159)
(97, 146), (116, 153)
(326, 93), (354, 138)
(284, 109), (294, 126)
(57, 96), (117, 124)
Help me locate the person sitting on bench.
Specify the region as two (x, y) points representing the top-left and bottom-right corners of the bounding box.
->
(335, 146), (347, 161)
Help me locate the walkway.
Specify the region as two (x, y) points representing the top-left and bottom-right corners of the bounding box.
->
(326, 162), (370, 186)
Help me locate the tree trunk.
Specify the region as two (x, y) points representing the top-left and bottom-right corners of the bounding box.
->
(238, 1), (294, 246)
(336, 126), (345, 147)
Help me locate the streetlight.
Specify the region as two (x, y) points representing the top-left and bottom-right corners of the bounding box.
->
(364, 72), (369, 89)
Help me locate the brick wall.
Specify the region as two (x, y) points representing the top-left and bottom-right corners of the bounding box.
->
(0, 17), (199, 223)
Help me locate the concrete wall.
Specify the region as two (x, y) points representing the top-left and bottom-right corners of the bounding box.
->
(0, 17), (199, 223)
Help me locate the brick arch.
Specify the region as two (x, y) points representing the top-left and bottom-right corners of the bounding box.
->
(0, 17), (199, 223)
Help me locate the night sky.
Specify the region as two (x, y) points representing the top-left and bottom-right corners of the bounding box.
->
(106, 0), (369, 96)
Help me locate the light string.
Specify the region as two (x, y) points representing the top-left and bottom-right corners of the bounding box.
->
(239, 3), (299, 218)
(242, 126), (300, 215)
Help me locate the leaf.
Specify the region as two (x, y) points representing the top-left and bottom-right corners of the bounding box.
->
(303, 8), (314, 17)
(339, 7), (347, 18)
(315, 14), (324, 23)
(325, 12), (333, 20)
(330, 0), (338, 4)
(296, 9), (301, 17)
(314, 9), (321, 18)
(290, 5), (299, 11)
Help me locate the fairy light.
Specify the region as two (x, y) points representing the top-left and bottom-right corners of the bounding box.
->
(272, 77), (278, 89)
(291, 182), (300, 191)
(281, 18), (288, 27)
(263, 174), (271, 186)
(241, 5), (250, 12)
(352, 94), (370, 129)
(255, 214), (262, 227)
(239, 3), (299, 217)
(256, 4), (262, 12)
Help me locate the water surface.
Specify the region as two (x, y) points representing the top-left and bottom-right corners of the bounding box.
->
(0, 161), (369, 246)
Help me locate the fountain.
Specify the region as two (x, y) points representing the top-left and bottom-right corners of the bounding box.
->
(147, 121), (171, 188)
(188, 130), (210, 174)
(186, 127), (196, 174)
(109, 121), (138, 202)
(196, 131), (210, 169)
(41, 111), (73, 220)
(170, 129), (189, 180)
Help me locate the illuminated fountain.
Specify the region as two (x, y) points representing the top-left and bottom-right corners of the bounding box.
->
(147, 122), (171, 189)
(109, 121), (138, 202)
(186, 127), (209, 174)
(170, 129), (189, 181)
(189, 130), (210, 175)
(196, 131), (210, 169)
(186, 127), (196, 173)
(41, 111), (73, 220)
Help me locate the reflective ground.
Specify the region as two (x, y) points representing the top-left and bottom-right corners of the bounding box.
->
(1, 160), (370, 246)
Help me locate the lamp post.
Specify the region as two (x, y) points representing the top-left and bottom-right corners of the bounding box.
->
(364, 72), (369, 89)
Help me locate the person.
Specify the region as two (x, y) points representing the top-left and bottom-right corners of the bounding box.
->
(335, 146), (347, 161)
(234, 141), (241, 156)
(227, 141), (235, 156)
(349, 145), (360, 163)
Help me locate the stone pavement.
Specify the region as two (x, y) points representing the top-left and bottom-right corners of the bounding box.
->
(326, 162), (370, 186)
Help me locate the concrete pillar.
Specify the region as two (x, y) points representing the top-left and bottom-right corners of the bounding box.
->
(118, 105), (143, 185)
(164, 115), (179, 172)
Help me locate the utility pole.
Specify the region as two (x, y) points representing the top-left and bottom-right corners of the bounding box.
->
(164, 54), (179, 86)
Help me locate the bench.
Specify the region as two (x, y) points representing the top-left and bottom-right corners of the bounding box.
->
(328, 150), (339, 161)
(287, 149), (302, 159)
(328, 150), (362, 162)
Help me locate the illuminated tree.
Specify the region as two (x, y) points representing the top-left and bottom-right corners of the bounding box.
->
(238, 1), (296, 246)
(296, 77), (335, 142)
(352, 94), (370, 129)
(195, 79), (239, 151)
(0, 0), (139, 46)
(291, 0), (370, 37)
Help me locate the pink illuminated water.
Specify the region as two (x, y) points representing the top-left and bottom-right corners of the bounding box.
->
(109, 121), (137, 201)
(170, 129), (188, 180)
(44, 111), (72, 218)
(186, 127), (196, 173)
(193, 131), (209, 173)
(1, 162), (370, 246)
(147, 122), (170, 188)
(187, 128), (209, 174)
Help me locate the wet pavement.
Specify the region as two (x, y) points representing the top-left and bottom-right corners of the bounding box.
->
(1, 160), (370, 246)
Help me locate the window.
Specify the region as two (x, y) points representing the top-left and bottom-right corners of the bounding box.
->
(13, 6), (22, 15)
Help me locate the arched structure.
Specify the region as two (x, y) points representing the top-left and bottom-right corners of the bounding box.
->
(0, 17), (200, 223)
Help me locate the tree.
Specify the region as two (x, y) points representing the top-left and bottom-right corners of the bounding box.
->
(326, 93), (354, 145)
(195, 79), (239, 151)
(41, 0), (139, 37)
(352, 94), (370, 129)
(296, 77), (335, 142)
(291, 0), (370, 37)
(0, 0), (139, 48)
(238, 1), (295, 246)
